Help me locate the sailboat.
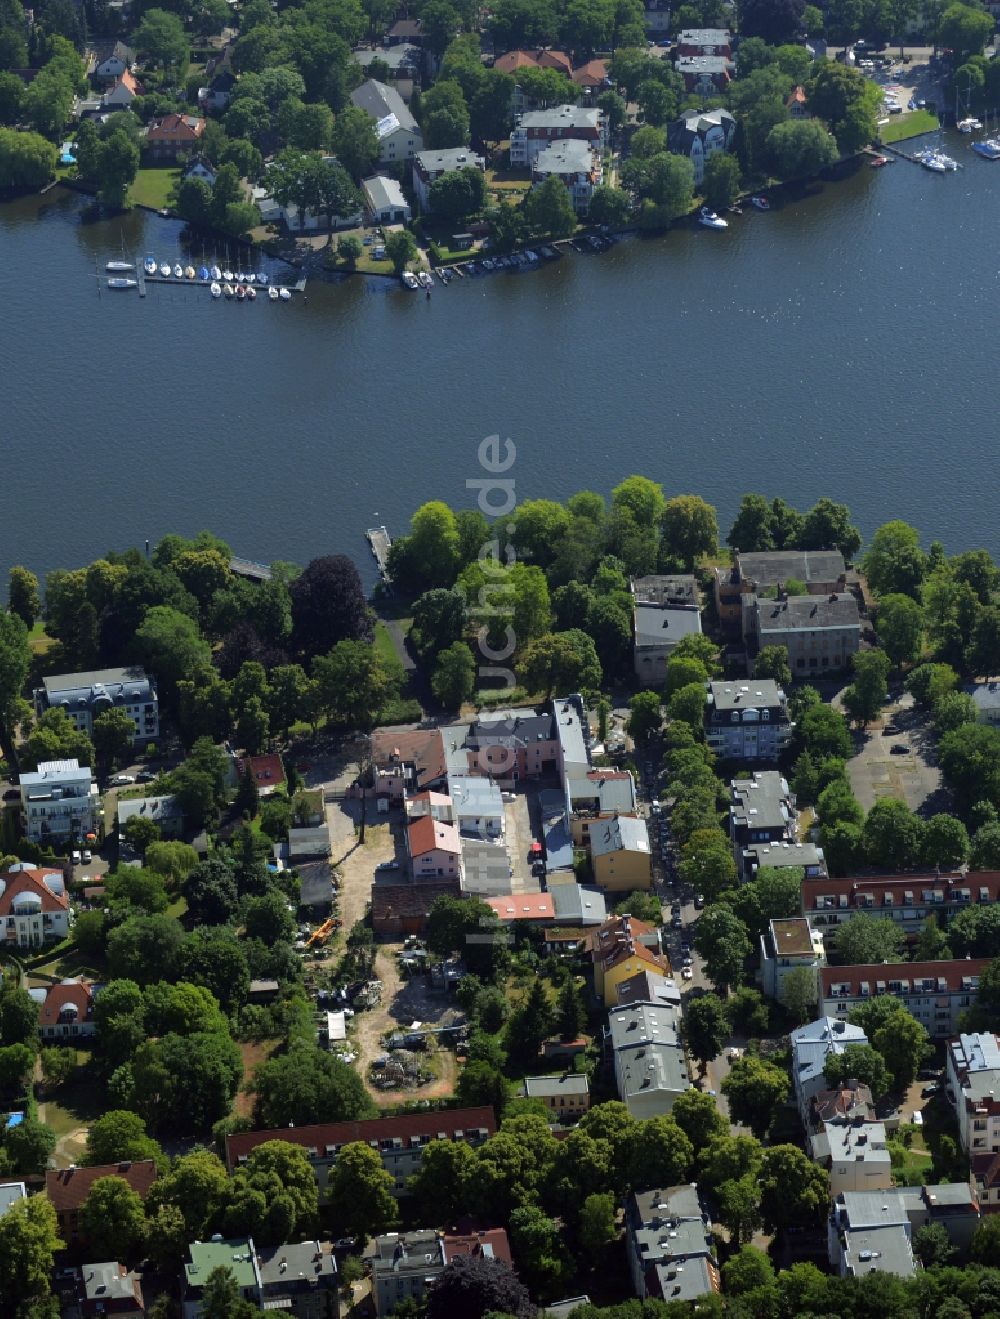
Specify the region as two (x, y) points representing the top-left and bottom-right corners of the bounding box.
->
(106, 260), (134, 272)
(143, 256), (157, 276)
(159, 262), (171, 278)
(210, 281), (222, 298)
(268, 286), (279, 301)
(210, 264), (222, 281)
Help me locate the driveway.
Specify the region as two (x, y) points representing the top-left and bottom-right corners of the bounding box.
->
(507, 789), (539, 894)
(845, 693), (943, 814)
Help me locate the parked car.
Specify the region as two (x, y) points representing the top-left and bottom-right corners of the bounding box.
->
(890, 744), (910, 754)
(81, 849), (92, 863)
(671, 916), (683, 929)
(694, 894), (705, 909)
(110, 774), (135, 786)
(136, 769), (154, 783)
(921, 1083), (940, 1099)
(682, 966), (693, 980)
(71, 849), (82, 864)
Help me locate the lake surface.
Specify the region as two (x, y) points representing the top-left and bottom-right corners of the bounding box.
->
(2, 136), (996, 590)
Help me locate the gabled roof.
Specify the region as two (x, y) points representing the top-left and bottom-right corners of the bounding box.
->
(408, 813), (461, 857)
(350, 78), (418, 134)
(443, 1227), (512, 1265)
(821, 958), (990, 998)
(372, 728), (447, 788)
(572, 58), (609, 86)
(0, 866), (68, 915)
(46, 1161), (157, 1212)
(589, 815), (650, 858)
(146, 114), (205, 142)
(38, 979), (96, 1029)
(486, 894), (555, 922)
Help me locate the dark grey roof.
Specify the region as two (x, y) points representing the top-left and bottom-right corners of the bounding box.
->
(80, 1262), (138, 1302)
(843, 1224), (914, 1279)
(550, 883), (607, 925)
(460, 838), (512, 896)
(633, 575), (698, 606)
(289, 825), (331, 859)
(39, 666), (155, 710)
(737, 549), (846, 586)
(372, 1231), (444, 1279)
(350, 78), (418, 134)
(257, 1240), (337, 1288)
(709, 679), (785, 713)
(757, 593), (861, 634)
(634, 602), (703, 648)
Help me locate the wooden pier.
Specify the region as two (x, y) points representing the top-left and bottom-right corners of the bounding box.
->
(365, 526), (392, 582)
(230, 556), (273, 582)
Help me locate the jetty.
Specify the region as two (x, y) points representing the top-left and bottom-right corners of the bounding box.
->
(230, 556), (273, 582)
(366, 526), (392, 582)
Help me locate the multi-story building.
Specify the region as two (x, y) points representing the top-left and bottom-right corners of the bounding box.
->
(226, 1109), (496, 1194)
(729, 772), (796, 876)
(674, 54), (735, 93)
(530, 138), (601, 213)
(625, 1186), (719, 1304)
(257, 1241), (339, 1319)
(667, 108), (735, 185)
(759, 917), (825, 1005)
(821, 959), (990, 1038)
(947, 1032), (1000, 1155)
(69, 1261), (145, 1317)
(371, 728), (448, 800)
(33, 978), (97, 1040)
(20, 759), (98, 846)
(971, 682), (1000, 726)
(523, 1072), (590, 1118)
(47, 1162), (158, 1247)
(714, 549), (848, 637)
(412, 147), (486, 212)
(509, 105), (604, 168)
(183, 1239), (259, 1318)
(632, 575), (699, 608)
(633, 601), (703, 688)
(704, 680), (791, 762)
(407, 815), (462, 882)
(372, 1229), (510, 1318)
(790, 1016), (869, 1127)
(350, 79), (423, 163)
(607, 1001), (689, 1118)
(811, 1119), (892, 1195)
(802, 871), (1000, 942)
(569, 769), (637, 845)
(0, 865), (71, 948)
(749, 592), (862, 674)
(743, 840), (827, 882)
(674, 26), (732, 55)
(589, 816), (652, 892)
(591, 914), (668, 1005)
(829, 1185), (980, 1279)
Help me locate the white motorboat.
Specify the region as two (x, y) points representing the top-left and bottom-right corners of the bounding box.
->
(106, 260), (134, 272)
(972, 137), (1000, 159)
(210, 281), (222, 298)
(247, 272), (256, 284)
(173, 263), (184, 278)
(401, 271), (419, 289)
(247, 285), (257, 300)
(258, 272), (269, 286)
(279, 287), (292, 301)
(159, 263), (170, 277)
(751, 195), (771, 211)
(107, 277), (137, 289)
(958, 117), (982, 133)
(418, 270), (433, 288)
(143, 256), (157, 275)
(699, 207), (729, 229)
(222, 269), (233, 282)
(210, 264), (222, 281)
(268, 286), (279, 301)
(184, 265), (196, 279)
(236, 284), (246, 301)
(916, 147), (957, 171)
(223, 283), (234, 298)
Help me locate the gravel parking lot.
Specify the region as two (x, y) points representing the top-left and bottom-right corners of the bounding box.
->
(846, 692), (943, 814)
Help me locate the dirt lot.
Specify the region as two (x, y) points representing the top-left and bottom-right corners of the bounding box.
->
(334, 812), (401, 935)
(353, 947), (463, 1108)
(235, 1039), (280, 1118)
(845, 692), (943, 814)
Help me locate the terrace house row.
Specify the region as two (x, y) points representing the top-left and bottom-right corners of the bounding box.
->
(821, 959), (990, 1038)
(802, 872), (1000, 941)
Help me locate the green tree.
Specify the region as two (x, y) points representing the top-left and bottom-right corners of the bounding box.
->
(717, 1175), (763, 1246)
(834, 911), (904, 965)
(667, 681), (707, 734)
(135, 8), (188, 70)
(721, 1055), (789, 1139)
(508, 1204), (573, 1298)
(251, 1039), (374, 1128)
(556, 976), (586, 1042)
(920, 813), (969, 870)
(507, 979), (554, 1063)
(683, 993), (729, 1072)
(384, 228), (418, 275)
(85, 1110), (166, 1170)
(38, 1046), (75, 1089)
(753, 645), (791, 688)
(21, 69), (74, 138)
(327, 1141), (397, 1244)
(78, 1177), (148, 1260)
(876, 593), (923, 667)
(0, 611), (30, 738)
(201, 1266), (260, 1319)
(407, 1138), (478, 1223)
(0, 986), (39, 1047)
(626, 690), (662, 745)
(4, 1119), (56, 1175)
(0, 1195), (63, 1313)
(702, 150), (741, 211)
(823, 1041), (891, 1098)
(312, 640), (393, 730)
(432, 641), (477, 710)
(693, 906), (751, 993)
(861, 797), (924, 870)
(863, 521), (927, 598)
(671, 1088), (728, 1149)
(722, 1244), (774, 1296)
(93, 706), (135, 769)
(679, 839), (736, 904)
(523, 174), (578, 239)
(758, 1144), (829, 1234)
(843, 648), (891, 726)
(578, 1191), (617, 1255)
(728, 494), (776, 552)
(7, 567), (40, 629)
(781, 965), (819, 1023)
(872, 1008), (929, 1092)
(660, 495), (718, 570)
(937, 1), (994, 60)
(766, 117), (839, 177)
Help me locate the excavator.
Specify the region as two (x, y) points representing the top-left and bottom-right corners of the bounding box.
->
(306, 917), (339, 946)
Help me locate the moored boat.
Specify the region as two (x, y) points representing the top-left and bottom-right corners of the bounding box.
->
(268, 286), (279, 301)
(258, 272), (269, 286)
(279, 287), (291, 301)
(198, 265), (210, 281)
(184, 265), (196, 280)
(751, 195), (770, 210)
(698, 206), (729, 229)
(401, 270), (419, 289)
(247, 285), (257, 300)
(870, 154), (891, 167)
(210, 264), (222, 281)
(106, 260), (134, 272)
(958, 117), (982, 133)
(236, 284), (246, 300)
(972, 137), (1000, 159)
(173, 263), (184, 278)
(223, 283), (234, 298)
(222, 269), (234, 282)
(159, 263), (171, 277)
(210, 281), (222, 298)
(143, 256), (157, 275)
(107, 277), (137, 289)
(417, 270), (433, 287)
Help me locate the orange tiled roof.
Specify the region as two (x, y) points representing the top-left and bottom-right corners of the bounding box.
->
(0, 868), (68, 916)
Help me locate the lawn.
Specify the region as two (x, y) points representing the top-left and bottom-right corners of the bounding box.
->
(130, 167), (180, 211)
(374, 620), (406, 684)
(889, 1124), (934, 1185)
(878, 110), (940, 145)
(28, 622), (56, 656)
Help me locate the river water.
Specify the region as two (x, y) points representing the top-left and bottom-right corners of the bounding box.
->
(2, 135), (996, 588)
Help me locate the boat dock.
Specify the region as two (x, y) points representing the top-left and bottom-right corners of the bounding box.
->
(365, 526), (392, 582)
(230, 556), (273, 582)
(877, 141), (963, 167)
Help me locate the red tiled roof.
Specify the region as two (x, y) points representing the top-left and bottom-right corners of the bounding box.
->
(146, 114), (205, 142)
(0, 868), (68, 916)
(495, 50), (541, 73)
(225, 1107), (496, 1170)
(572, 58), (608, 86)
(38, 980), (95, 1029)
(536, 49), (572, 74)
(371, 728), (447, 789)
(588, 912), (656, 954)
(821, 958), (990, 996)
(443, 1227), (512, 1266)
(788, 84), (807, 105)
(45, 1161), (157, 1212)
(407, 813), (460, 856)
(236, 753), (286, 788)
(486, 894), (555, 922)
(804, 872), (1000, 914)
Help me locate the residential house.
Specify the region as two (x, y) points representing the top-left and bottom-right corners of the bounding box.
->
(509, 104), (604, 168)
(633, 601), (703, 688)
(972, 1151), (1000, 1215)
(749, 592), (863, 673)
(455, 709), (560, 782)
(35, 666), (159, 745)
(632, 574), (699, 607)
(821, 959), (991, 1038)
(811, 1118), (892, 1195)
(531, 138), (601, 214)
(226, 1109), (496, 1195)
(257, 1240), (339, 1318)
(46, 1162), (158, 1246)
(354, 44), (423, 97)
(350, 79), (423, 163)
(0, 865), (71, 948)
(183, 1239), (259, 1318)
(729, 772), (796, 876)
(675, 27), (732, 55)
(32, 978), (98, 1040)
(181, 158), (217, 186)
(625, 1186), (719, 1303)
(790, 1016), (869, 1127)
(495, 48), (573, 76)
(412, 146), (485, 212)
(198, 68), (237, 111)
(615, 969), (681, 1010)
(569, 770), (638, 845)
(947, 1032), (1000, 1155)
(667, 108), (736, 185)
(608, 1002), (689, 1118)
(801, 871), (1000, 943)
(237, 752), (286, 797)
(714, 549), (848, 637)
(407, 815), (462, 882)
(591, 913), (667, 1005)
(971, 681), (1000, 725)
(94, 42), (135, 80)
(371, 727), (448, 800)
(743, 839), (827, 882)
(387, 17), (423, 44)
(704, 679), (792, 762)
(589, 816), (652, 892)
(102, 70), (143, 109)
(759, 917), (826, 1005)
(523, 1073), (590, 1117)
(372, 1228), (510, 1318)
(449, 776), (504, 839)
(550, 882), (607, 927)
(787, 85), (809, 118)
(486, 893), (556, 924)
(457, 837), (513, 898)
(117, 794), (184, 841)
(20, 765), (98, 844)
(674, 55), (735, 94)
(288, 824), (334, 915)
(573, 59), (610, 93)
(0, 1182), (26, 1218)
(69, 1262), (145, 1317)
(808, 1082), (876, 1136)
(643, 0), (671, 32)
(144, 114), (207, 162)
(829, 1185), (980, 1278)
(406, 791), (453, 824)
(362, 173), (412, 224)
